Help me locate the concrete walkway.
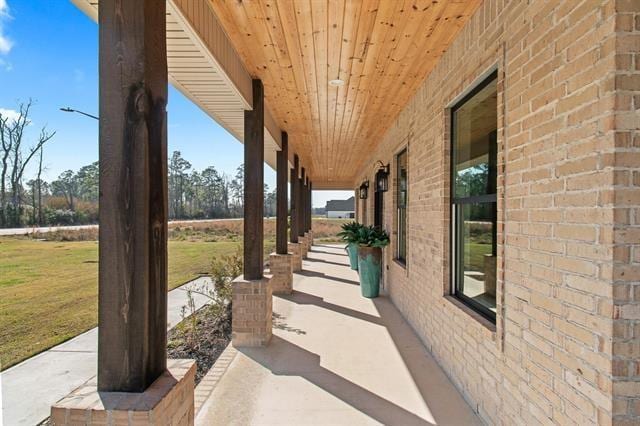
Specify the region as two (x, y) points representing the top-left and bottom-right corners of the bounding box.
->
(197, 244), (481, 425)
(0, 277), (213, 426)
(0, 218), (244, 236)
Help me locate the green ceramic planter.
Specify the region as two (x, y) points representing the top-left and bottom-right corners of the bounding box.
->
(345, 242), (359, 271)
(357, 246), (382, 298)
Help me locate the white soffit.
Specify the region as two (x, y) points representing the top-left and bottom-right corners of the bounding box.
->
(71, 0), (282, 171)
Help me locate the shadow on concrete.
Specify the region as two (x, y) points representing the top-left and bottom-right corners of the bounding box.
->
(272, 312), (307, 335)
(305, 257), (349, 268)
(239, 336), (435, 426)
(296, 269), (360, 286)
(309, 248), (348, 257)
(276, 290), (383, 326)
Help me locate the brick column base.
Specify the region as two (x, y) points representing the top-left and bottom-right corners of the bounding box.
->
(288, 242), (302, 272)
(51, 359), (196, 425)
(304, 231), (312, 252)
(269, 253), (293, 294)
(299, 235), (308, 259)
(232, 274), (272, 347)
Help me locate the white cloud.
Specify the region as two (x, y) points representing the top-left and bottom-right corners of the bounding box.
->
(0, 0), (12, 55)
(0, 57), (11, 71)
(0, 108), (21, 123)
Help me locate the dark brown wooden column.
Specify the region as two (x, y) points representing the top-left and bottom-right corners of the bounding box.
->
(290, 155), (299, 243)
(98, 0), (168, 392)
(298, 168), (306, 237)
(308, 181), (313, 231)
(276, 132), (288, 255)
(244, 79), (265, 280)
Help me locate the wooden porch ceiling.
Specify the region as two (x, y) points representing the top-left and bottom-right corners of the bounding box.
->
(209, 0), (481, 188)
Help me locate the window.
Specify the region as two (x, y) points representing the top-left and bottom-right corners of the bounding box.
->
(451, 71), (498, 323)
(396, 149), (408, 263)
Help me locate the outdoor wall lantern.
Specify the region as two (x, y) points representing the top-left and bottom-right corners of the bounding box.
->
(359, 181), (369, 199)
(374, 161), (390, 192)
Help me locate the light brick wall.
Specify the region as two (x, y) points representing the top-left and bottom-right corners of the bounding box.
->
(231, 275), (272, 347)
(51, 359), (196, 425)
(269, 253), (293, 294)
(354, 1), (639, 424)
(611, 1), (640, 423)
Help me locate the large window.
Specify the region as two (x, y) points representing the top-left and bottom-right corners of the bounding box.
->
(396, 149), (408, 263)
(451, 71), (498, 322)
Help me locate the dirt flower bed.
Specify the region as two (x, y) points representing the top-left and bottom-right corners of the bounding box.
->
(167, 303), (231, 384)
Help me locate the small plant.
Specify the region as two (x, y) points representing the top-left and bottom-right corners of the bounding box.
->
(336, 221), (363, 244)
(355, 225), (390, 248)
(178, 247), (243, 352)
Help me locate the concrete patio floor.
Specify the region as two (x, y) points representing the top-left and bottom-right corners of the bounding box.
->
(197, 244), (481, 425)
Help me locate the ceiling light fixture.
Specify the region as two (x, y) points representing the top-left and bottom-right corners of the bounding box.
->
(329, 79), (345, 87)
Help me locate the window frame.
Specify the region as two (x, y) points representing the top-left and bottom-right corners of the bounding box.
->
(449, 70), (498, 324)
(395, 148), (408, 264)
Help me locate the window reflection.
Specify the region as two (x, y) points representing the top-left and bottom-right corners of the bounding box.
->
(451, 71), (498, 322)
(459, 203), (496, 313)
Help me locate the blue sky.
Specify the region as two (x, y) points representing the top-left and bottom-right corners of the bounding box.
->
(0, 1), (350, 207)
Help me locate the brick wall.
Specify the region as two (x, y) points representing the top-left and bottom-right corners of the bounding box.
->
(611, 0), (640, 423)
(354, 1), (639, 424)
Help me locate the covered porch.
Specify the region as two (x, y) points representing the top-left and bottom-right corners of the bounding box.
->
(55, 0), (466, 422)
(197, 244), (480, 425)
(52, 0), (640, 424)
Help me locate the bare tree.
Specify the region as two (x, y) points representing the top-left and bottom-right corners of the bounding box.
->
(0, 101), (55, 227)
(36, 146), (44, 225)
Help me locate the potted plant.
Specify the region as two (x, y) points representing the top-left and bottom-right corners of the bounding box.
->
(355, 225), (390, 298)
(337, 221), (362, 271)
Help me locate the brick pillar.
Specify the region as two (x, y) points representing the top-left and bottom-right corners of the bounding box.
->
(304, 231), (312, 252)
(232, 274), (272, 347)
(51, 360), (196, 425)
(288, 242), (302, 272)
(299, 234), (309, 259)
(269, 253), (293, 294)
(233, 78), (272, 347)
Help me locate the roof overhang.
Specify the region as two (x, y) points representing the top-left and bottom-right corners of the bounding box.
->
(71, 0), (288, 171)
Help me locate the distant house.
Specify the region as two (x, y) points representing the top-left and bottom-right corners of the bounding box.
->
(325, 197), (355, 219)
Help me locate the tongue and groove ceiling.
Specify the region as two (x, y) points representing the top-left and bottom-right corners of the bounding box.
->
(73, 0), (481, 189)
(208, 0), (481, 188)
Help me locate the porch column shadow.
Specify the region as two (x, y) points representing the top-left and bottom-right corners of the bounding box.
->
(276, 290), (383, 326)
(296, 270), (360, 286)
(238, 336), (434, 426)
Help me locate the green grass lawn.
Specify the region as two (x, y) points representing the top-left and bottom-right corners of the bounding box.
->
(0, 218), (338, 370)
(0, 237), (241, 370)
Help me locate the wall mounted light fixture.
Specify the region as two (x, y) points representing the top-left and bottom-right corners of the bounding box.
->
(374, 160), (390, 192)
(359, 180), (369, 199)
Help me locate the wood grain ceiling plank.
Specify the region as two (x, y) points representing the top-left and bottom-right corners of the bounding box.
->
(358, 0), (446, 147)
(330, 0), (361, 183)
(261, 1), (314, 160)
(274, 0), (315, 162)
(326, 0), (345, 180)
(334, 0), (379, 182)
(311, 0), (329, 178)
(363, 0), (473, 149)
(337, 0), (397, 180)
(205, 0), (481, 187)
(293, 0), (323, 175)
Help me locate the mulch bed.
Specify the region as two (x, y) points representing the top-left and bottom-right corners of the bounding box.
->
(37, 304), (231, 425)
(167, 303), (232, 385)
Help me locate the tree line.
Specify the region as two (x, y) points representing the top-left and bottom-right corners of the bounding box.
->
(0, 101), (277, 228)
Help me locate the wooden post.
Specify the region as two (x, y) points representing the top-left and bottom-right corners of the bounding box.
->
(244, 79), (264, 280)
(308, 181), (313, 231)
(98, 0), (168, 392)
(298, 168), (306, 237)
(290, 155), (300, 242)
(276, 132), (288, 255)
